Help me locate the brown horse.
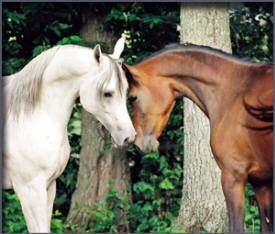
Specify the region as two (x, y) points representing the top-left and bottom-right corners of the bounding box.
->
(123, 44), (273, 233)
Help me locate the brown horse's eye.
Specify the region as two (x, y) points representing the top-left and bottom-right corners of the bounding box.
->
(129, 95), (137, 103)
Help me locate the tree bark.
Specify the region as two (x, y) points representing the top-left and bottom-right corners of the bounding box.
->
(66, 11), (131, 231)
(175, 3), (231, 233)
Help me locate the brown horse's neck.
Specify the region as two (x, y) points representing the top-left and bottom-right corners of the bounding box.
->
(138, 49), (258, 120)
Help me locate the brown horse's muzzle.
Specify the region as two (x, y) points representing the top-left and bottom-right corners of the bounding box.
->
(134, 134), (159, 154)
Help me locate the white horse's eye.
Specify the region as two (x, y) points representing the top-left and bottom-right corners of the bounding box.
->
(104, 92), (113, 98)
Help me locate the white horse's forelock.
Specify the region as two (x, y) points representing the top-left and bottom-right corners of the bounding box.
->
(98, 55), (127, 99)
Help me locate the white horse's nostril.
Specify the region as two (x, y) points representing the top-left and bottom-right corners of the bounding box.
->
(124, 137), (130, 146)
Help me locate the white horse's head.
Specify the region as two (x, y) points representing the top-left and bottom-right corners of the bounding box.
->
(80, 37), (136, 147)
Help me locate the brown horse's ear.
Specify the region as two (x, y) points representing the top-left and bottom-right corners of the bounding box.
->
(122, 63), (129, 72)
(122, 63), (133, 72)
(122, 63), (140, 87)
(122, 63), (139, 76)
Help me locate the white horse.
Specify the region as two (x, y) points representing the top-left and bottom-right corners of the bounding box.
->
(2, 37), (136, 233)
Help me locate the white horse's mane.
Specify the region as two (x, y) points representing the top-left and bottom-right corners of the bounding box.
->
(4, 46), (62, 120)
(3, 45), (126, 120)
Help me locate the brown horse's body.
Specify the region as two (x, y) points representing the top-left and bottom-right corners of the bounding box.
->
(124, 44), (273, 233)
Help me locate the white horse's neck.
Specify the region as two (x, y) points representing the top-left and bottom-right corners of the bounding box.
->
(38, 46), (102, 128)
(40, 79), (79, 127)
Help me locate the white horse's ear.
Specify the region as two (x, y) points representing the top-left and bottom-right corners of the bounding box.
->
(109, 37), (126, 59)
(94, 44), (102, 64)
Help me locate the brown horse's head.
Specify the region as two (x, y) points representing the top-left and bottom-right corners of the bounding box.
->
(123, 63), (176, 154)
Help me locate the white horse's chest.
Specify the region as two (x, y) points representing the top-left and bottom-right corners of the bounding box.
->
(3, 113), (71, 187)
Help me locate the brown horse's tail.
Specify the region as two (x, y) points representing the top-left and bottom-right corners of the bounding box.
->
(244, 100), (273, 134)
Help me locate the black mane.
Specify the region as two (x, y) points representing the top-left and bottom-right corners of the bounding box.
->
(137, 43), (265, 65)
(243, 100), (273, 134)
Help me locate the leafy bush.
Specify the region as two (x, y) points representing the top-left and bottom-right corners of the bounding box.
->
(64, 181), (133, 233)
(230, 2), (273, 62)
(2, 191), (28, 233)
(65, 175), (182, 233)
(2, 191), (65, 233)
(130, 151), (183, 233)
(245, 184), (261, 233)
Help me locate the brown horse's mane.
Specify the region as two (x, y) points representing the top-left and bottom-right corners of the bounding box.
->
(244, 100), (273, 134)
(122, 63), (139, 87)
(137, 43), (272, 66)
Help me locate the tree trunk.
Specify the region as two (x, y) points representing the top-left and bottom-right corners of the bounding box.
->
(175, 3), (231, 233)
(66, 11), (131, 231)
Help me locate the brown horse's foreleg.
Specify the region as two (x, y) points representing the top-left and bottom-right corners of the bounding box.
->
(252, 183), (273, 233)
(221, 171), (246, 233)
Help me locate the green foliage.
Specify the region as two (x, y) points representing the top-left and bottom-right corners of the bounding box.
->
(51, 210), (66, 233)
(2, 191), (66, 233)
(130, 151), (183, 233)
(65, 177), (182, 233)
(200, 227), (220, 233)
(2, 7), (27, 75)
(103, 2), (180, 65)
(245, 184), (261, 233)
(2, 191), (28, 233)
(230, 2), (273, 62)
(65, 186), (133, 233)
(67, 101), (82, 140)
